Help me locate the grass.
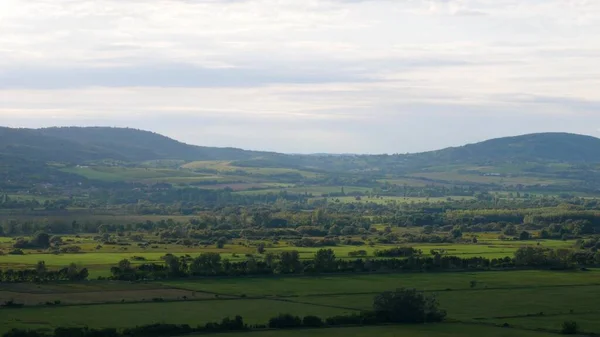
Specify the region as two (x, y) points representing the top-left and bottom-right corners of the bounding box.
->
(298, 285), (600, 319)
(182, 161), (320, 178)
(2, 270), (599, 335)
(198, 323), (560, 337)
(61, 166), (204, 182)
(0, 288), (204, 306)
(408, 171), (571, 186)
(487, 312), (600, 334)
(163, 270), (600, 297)
(0, 299), (354, 333)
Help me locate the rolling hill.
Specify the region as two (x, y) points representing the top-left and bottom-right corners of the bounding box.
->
(419, 133), (600, 164)
(2, 127), (600, 173)
(0, 127), (271, 163)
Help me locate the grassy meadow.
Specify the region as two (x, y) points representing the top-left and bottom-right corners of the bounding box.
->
(1, 270), (599, 334)
(202, 324), (560, 337)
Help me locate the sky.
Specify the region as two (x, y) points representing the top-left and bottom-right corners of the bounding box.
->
(1, 0), (600, 154)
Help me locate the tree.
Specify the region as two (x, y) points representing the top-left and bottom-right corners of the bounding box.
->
(328, 225), (341, 236)
(35, 261), (47, 276)
(276, 251), (302, 274)
(302, 316), (323, 327)
(268, 314), (302, 329)
(313, 249), (337, 272)
(49, 235), (63, 246)
(450, 226), (462, 239)
(561, 321), (578, 335)
(118, 259), (132, 270)
(519, 231), (531, 240)
(163, 255), (182, 277)
(32, 232), (50, 248)
(373, 288), (446, 323)
(503, 224), (517, 236)
(190, 253), (222, 275)
(216, 237), (227, 249)
(256, 243), (266, 254)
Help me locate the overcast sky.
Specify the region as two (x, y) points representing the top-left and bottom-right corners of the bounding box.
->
(1, 0), (600, 154)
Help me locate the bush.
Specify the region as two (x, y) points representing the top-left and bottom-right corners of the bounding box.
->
(348, 250), (367, 257)
(2, 329), (46, 337)
(268, 314), (302, 329)
(373, 288), (446, 323)
(561, 321), (578, 335)
(324, 311), (380, 326)
(122, 323), (192, 337)
(302, 316), (323, 327)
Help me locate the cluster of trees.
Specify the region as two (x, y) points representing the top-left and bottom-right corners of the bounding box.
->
(374, 247), (422, 257)
(513, 247), (600, 268)
(0, 262), (88, 283)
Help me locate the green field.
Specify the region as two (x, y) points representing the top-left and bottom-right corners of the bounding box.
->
(61, 166), (204, 182)
(488, 313), (600, 334)
(2, 264), (599, 335)
(205, 324), (559, 337)
(163, 270), (600, 297)
(408, 171), (572, 186)
(0, 299), (353, 333)
(297, 285), (600, 318)
(182, 161), (320, 178)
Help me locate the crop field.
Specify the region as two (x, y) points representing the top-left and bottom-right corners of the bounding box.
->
(1, 270), (598, 335)
(61, 166), (205, 182)
(297, 285), (600, 318)
(408, 171), (572, 186)
(0, 288), (204, 306)
(163, 270), (600, 297)
(182, 161), (320, 178)
(488, 313), (600, 334)
(0, 299), (354, 333)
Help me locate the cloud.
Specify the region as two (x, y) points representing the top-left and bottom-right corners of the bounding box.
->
(1, 0), (600, 153)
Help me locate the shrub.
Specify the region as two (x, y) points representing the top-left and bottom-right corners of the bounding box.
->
(268, 314), (302, 329)
(373, 288), (446, 323)
(8, 249), (24, 255)
(302, 316), (323, 327)
(561, 321), (579, 335)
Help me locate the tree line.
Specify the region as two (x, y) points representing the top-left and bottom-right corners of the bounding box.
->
(108, 247), (600, 281)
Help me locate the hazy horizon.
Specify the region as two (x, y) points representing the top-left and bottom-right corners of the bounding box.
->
(2, 0), (600, 154)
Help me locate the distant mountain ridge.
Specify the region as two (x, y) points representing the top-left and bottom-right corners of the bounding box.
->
(1, 127), (600, 169)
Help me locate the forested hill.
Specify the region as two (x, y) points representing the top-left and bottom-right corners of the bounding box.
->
(415, 133), (600, 165)
(2, 127), (600, 169)
(0, 127), (271, 163)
